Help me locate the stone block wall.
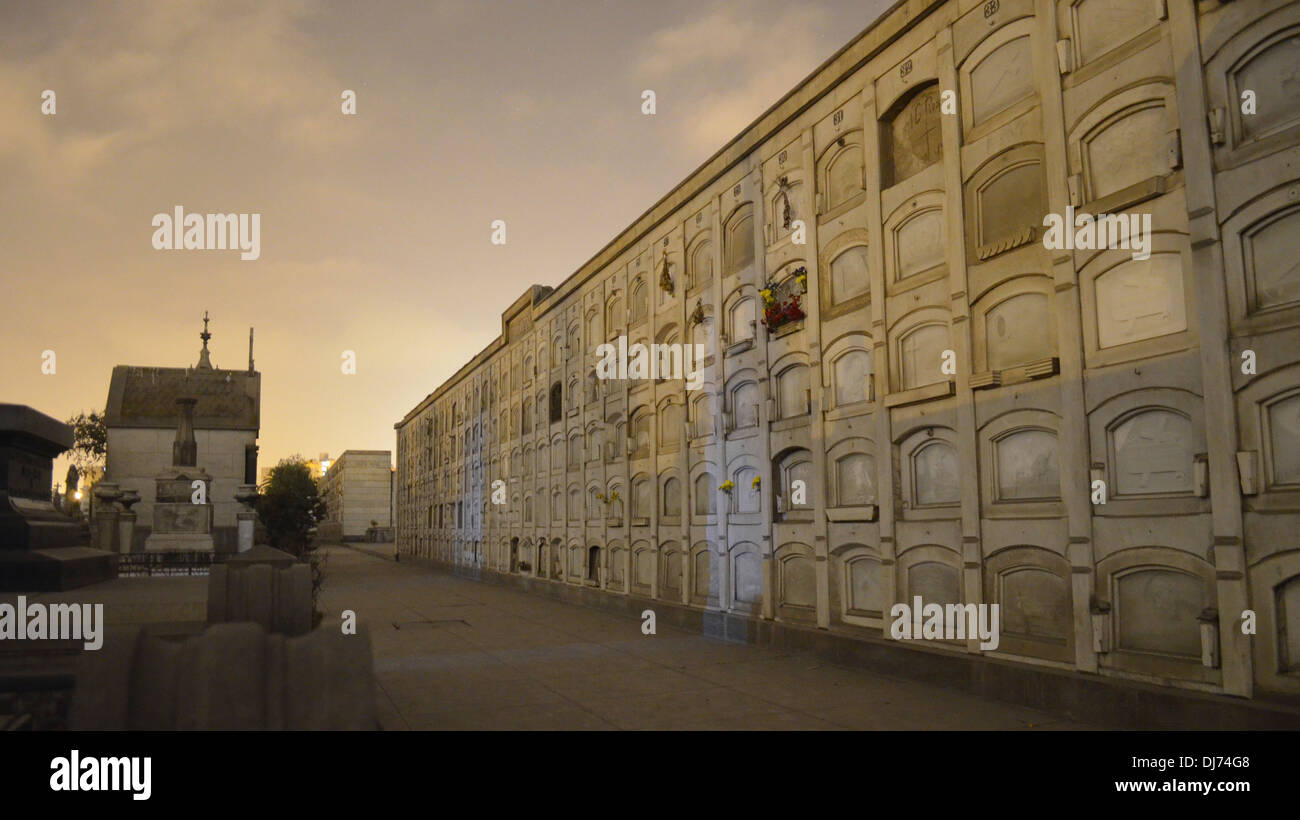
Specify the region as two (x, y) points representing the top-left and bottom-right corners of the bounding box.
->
(394, 0), (1300, 701)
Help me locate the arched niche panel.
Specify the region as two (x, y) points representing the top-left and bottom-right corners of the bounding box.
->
(659, 542), (682, 599)
(826, 436), (877, 509)
(833, 543), (886, 622)
(1080, 242), (1195, 367)
(687, 234), (714, 293)
(823, 332), (874, 411)
(776, 543), (817, 621)
(1222, 184), (1300, 333)
(889, 308), (952, 392)
(978, 408), (1063, 516)
(984, 546), (1073, 663)
(897, 544), (963, 611)
(1096, 547), (1217, 683)
(817, 130), (866, 214)
(607, 542), (626, 590)
(1094, 388), (1206, 521)
(1247, 550), (1300, 694)
(963, 144), (1048, 264)
(730, 543), (763, 611)
(970, 275), (1056, 379)
(724, 204), (756, 276)
(959, 20), (1036, 134)
(631, 543), (654, 591)
(879, 82), (943, 190)
(898, 426), (962, 518)
(1067, 0), (1164, 68)
(690, 542), (713, 605)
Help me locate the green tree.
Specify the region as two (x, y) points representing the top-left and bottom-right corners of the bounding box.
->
(255, 456), (326, 557)
(63, 410), (107, 488)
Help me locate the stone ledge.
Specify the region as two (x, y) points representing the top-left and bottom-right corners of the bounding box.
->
(405, 554), (1300, 730)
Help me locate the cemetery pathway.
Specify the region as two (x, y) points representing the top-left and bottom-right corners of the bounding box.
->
(319, 544), (1099, 730)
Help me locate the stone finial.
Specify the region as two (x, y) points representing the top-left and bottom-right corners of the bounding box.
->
(197, 310), (213, 370)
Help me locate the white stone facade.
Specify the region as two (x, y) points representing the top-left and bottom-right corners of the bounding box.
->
(318, 450), (393, 539)
(395, 0), (1300, 700)
(105, 427), (256, 551)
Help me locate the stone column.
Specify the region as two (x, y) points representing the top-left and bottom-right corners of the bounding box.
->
(235, 484), (259, 553)
(92, 483), (122, 552)
(117, 490), (140, 554)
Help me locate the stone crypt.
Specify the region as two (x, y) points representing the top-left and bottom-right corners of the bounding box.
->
(101, 314), (261, 552)
(0, 404), (115, 591)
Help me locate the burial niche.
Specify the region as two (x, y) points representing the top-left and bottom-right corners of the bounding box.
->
(1095, 254), (1187, 349)
(733, 549), (763, 605)
(847, 556), (886, 615)
(833, 348), (872, 406)
(1245, 206), (1300, 312)
(986, 292), (1050, 371)
(1278, 575), (1300, 673)
(969, 36), (1034, 125)
(1085, 104), (1169, 201)
(1112, 409), (1194, 496)
(1073, 0), (1163, 65)
(899, 322), (949, 390)
(835, 452), (875, 506)
(825, 142), (864, 211)
(1000, 567), (1071, 646)
(995, 429), (1060, 501)
(1267, 393), (1300, 486)
(693, 549), (711, 599)
(1233, 31), (1300, 143)
(977, 162), (1046, 250)
(882, 83), (942, 188)
(896, 209), (946, 280)
(909, 560), (961, 606)
(914, 440), (960, 506)
(780, 552), (816, 609)
(830, 246), (870, 304)
(1115, 568), (1203, 658)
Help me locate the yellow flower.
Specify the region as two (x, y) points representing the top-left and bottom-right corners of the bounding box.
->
(759, 288), (774, 304)
(719, 480), (735, 492)
(751, 475), (761, 489)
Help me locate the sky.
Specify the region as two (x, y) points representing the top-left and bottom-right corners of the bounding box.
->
(0, 0), (892, 479)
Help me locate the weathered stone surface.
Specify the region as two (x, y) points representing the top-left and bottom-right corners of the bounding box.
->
(69, 623), (376, 729)
(207, 561), (311, 636)
(0, 404), (115, 591)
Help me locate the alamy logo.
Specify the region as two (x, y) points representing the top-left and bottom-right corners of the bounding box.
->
(889, 596), (1001, 651)
(50, 750), (151, 801)
(0, 596), (103, 650)
(1042, 205), (1151, 260)
(151, 206), (261, 260)
(595, 335), (705, 391)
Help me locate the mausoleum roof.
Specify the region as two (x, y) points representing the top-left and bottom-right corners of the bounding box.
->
(105, 365), (260, 431)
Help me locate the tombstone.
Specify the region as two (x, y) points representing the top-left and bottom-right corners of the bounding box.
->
(0, 404), (116, 591)
(68, 622), (378, 729)
(207, 559), (312, 636)
(144, 397), (215, 552)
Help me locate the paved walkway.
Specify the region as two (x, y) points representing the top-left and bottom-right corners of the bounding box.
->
(321, 545), (1096, 730)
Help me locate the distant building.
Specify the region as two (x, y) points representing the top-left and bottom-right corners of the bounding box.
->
(317, 450), (392, 541)
(103, 315), (259, 551)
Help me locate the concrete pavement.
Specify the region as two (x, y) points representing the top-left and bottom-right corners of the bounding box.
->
(320, 545), (1096, 730)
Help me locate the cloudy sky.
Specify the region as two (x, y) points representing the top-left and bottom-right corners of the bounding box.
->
(1, 0), (891, 477)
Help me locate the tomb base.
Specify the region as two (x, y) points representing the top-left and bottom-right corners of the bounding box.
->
(0, 546), (117, 592)
(144, 531), (215, 552)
